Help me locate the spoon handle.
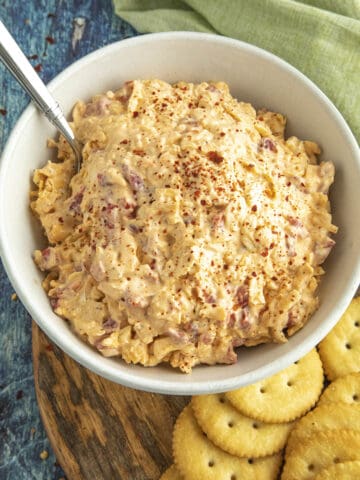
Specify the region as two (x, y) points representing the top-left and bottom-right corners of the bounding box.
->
(0, 20), (80, 165)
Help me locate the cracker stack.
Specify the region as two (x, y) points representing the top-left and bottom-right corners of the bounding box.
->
(160, 297), (360, 480)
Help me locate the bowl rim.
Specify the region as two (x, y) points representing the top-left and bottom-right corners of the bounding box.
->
(1, 31), (360, 395)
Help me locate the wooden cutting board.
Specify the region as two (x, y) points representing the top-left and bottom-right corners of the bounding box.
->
(32, 322), (189, 480)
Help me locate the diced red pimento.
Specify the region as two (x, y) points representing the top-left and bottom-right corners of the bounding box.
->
(116, 80), (134, 104)
(97, 173), (109, 186)
(235, 285), (249, 309)
(260, 138), (277, 152)
(119, 198), (138, 218)
(102, 318), (118, 332)
(314, 238), (336, 264)
(37, 247), (58, 270)
(223, 345), (238, 364)
(204, 293), (216, 304)
(69, 190), (84, 214)
(211, 213), (225, 231)
(122, 165), (144, 192)
(167, 327), (189, 344)
(84, 96), (111, 117)
(206, 84), (220, 93)
(41, 247), (51, 260)
(50, 297), (59, 309)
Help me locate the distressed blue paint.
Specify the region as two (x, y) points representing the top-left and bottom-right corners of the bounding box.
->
(0, 1), (137, 478)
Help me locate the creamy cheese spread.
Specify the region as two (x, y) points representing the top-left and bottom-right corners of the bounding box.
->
(31, 79), (337, 372)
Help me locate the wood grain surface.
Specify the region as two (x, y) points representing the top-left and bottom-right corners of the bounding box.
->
(32, 322), (189, 480)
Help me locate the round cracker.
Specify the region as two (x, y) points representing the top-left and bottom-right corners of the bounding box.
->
(318, 372), (360, 405)
(318, 297), (360, 380)
(286, 402), (360, 453)
(160, 464), (183, 480)
(173, 405), (282, 480)
(313, 461), (360, 479)
(281, 430), (360, 480)
(191, 394), (293, 458)
(226, 349), (323, 423)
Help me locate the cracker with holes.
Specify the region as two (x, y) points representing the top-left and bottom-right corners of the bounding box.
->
(160, 464), (183, 480)
(173, 405), (282, 480)
(226, 349), (323, 423)
(191, 394), (293, 458)
(313, 460), (360, 479)
(281, 430), (360, 480)
(318, 372), (360, 405)
(318, 297), (360, 380)
(286, 403), (360, 453)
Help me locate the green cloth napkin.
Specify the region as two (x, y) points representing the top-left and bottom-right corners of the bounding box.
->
(113, 0), (360, 143)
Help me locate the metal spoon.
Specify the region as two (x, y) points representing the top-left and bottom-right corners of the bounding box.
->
(0, 20), (81, 171)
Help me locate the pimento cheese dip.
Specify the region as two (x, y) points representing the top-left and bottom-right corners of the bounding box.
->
(31, 79), (337, 372)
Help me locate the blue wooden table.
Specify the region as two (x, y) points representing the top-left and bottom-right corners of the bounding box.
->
(0, 2), (137, 478)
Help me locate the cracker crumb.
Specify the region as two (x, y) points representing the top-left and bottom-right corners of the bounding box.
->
(40, 449), (49, 460)
(11, 293), (17, 301)
(16, 389), (24, 400)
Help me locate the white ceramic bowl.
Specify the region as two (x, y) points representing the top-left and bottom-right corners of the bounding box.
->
(1, 32), (359, 395)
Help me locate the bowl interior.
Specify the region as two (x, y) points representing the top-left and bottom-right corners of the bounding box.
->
(1, 32), (359, 395)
